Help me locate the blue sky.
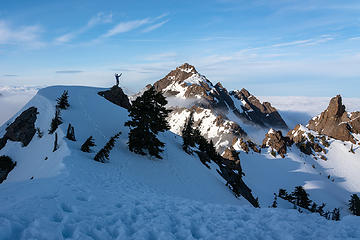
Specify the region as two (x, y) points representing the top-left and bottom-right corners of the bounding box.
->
(0, 0), (360, 97)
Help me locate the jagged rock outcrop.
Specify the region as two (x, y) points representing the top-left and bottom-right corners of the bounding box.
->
(0, 107), (38, 150)
(222, 147), (241, 161)
(307, 95), (359, 143)
(0, 155), (16, 183)
(230, 89), (288, 129)
(287, 125), (327, 156)
(262, 129), (292, 158)
(98, 85), (131, 109)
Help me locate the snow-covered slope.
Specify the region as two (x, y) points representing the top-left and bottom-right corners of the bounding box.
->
(1, 85), (360, 239)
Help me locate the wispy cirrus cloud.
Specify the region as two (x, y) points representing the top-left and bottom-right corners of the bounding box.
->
(142, 20), (169, 33)
(271, 36), (333, 48)
(103, 18), (150, 37)
(55, 12), (112, 43)
(102, 14), (169, 38)
(0, 20), (43, 48)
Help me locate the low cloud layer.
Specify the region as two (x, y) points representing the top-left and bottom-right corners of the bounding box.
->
(56, 70), (83, 74)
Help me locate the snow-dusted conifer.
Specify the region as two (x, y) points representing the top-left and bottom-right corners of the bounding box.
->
(125, 86), (171, 159)
(56, 90), (70, 109)
(349, 194), (360, 216)
(94, 132), (121, 163)
(81, 136), (96, 152)
(49, 109), (63, 134)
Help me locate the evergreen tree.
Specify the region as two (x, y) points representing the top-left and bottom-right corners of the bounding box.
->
(182, 112), (196, 153)
(278, 189), (287, 199)
(124, 86), (171, 159)
(310, 202), (318, 213)
(332, 208), (340, 221)
(292, 186), (312, 209)
(317, 203), (326, 216)
(66, 123), (76, 141)
(49, 109), (63, 134)
(349, 194), (360, 216)
(36, 128), (43, 138)
(53, 133), (59, 152)
(271, 193), (278, 208)
(56, 90), (70, 109)
(81, 136), (96, 152)
(94, 132), (121, 163)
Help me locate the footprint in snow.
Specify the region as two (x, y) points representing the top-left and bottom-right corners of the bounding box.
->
(61, 202), (73, 213)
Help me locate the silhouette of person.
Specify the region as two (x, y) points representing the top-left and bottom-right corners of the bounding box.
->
(115, 73), (122, 86)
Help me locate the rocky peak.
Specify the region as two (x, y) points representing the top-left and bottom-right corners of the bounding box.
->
(177, 63), (198, 74)
(262, 128), (292, 158)
(327, 95), (346, 117)
(98, 85), (131, 109)
(307, 95), (359, 143)
(230, 88), (288, 129)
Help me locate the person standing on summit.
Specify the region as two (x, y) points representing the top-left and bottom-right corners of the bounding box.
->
(115, 73), (122, 86)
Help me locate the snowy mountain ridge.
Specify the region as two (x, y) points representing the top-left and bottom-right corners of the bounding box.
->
(0, 64), (360, 238)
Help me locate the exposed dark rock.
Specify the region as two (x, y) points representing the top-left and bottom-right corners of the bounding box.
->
(287, 125), (326, 155)
(0, 107), (38, 150)
(230, 89), (288, 129)
(313, 143), (323, 153)
(239, 138), (249, 153)
(247, 140), (261, 153)
(195, 151), (211, 168)
(98, 85), (131, 109)
(0, 155), (16, 183)
(307, 95), (359, 143)
(262, 129), (292, 158)
(222, 147), (240, 161)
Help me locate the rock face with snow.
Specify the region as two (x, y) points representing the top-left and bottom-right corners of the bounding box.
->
(167, 106), (247, 153)
(0, 107), (38, 150)
(149, 63), (288, 153)
(230, 89), (288, 129)
(307, 95), (359, 143)
(98, 85), (131, 109)
(262, 129), (292, 158)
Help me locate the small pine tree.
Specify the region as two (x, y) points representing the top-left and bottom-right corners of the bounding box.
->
(182, 112), (196, 153)
(49, 109), (63, 134)
(317, 203), (326, 216)
(125, 86), (171, 159)
(278, 189), (287, 199)
(292, 186), (312, 209)
(310, 202), (318, 212)
(332, 208), (340, 221)
(271, 193), (278, 208)
(56, 90), (70, 109)
(349, 194), (360, 216)
(66, 123), (76, 141)
(81, 136), (96, 152)
(36, 127), (43, 138)
(94, 132), (121, 163)
(53, 133), (59, 152)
